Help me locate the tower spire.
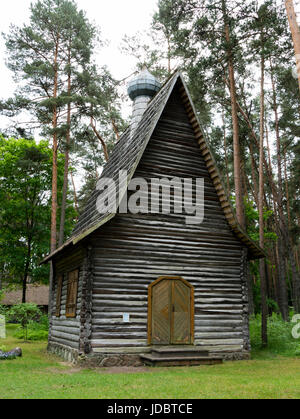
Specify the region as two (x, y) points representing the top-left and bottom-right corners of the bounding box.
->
(127, 68), (161, 135)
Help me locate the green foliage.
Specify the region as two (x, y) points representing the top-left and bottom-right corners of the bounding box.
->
(252, 277), (261, 314)
(0, 136), (76, 288)
(8, 303), (42, 341)
(0, 304), (9, 318)
(267, 298), (279, 313)
(74, 65), (126, 209)
(14, 328), (48, 342)
(14, 315), (49, 341)
(250, 313), (300, 356)
(1, 0), (97, 135)
(0, 136), (51, 284)
(1, 0), (125, 218)
(244, 199), (278, 245)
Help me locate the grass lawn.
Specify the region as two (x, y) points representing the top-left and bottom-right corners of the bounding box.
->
(1, 324), (300, 399)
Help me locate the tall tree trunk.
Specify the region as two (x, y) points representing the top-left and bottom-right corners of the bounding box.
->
(70, 170), (79, 219)
(222, 0), (245, 229)
(111, 118), (120, 142)
(50, 38), (59, 254)
(90, 114), (109, 162)
(271, 62), (300, 314)
(265, 120), (273, 181)
(283, 145), (292, 230)
(22, 239), (32, 304)
(222, 105), (230, 193)
(167, 35), (171, 75)
(49, 36), (60, 320)
(259, 50), (267, 346)
(270, 247), (279, 309)
(249, 140), (259, 207)
(22, 276), (27, 304)
(58, 45), (71, 247)
(282, 147), (300, 312)
(285, 0), (300, 93)
(240, 95), (288, 318)
(108, 104), (120, 142)
(296, 248), (300, 272)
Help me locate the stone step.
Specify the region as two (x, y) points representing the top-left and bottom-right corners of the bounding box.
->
(140, 354), (223, 367)
(151, 346), (209, 358)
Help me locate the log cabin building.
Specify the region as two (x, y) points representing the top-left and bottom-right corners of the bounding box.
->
(43, 70), (264, 366)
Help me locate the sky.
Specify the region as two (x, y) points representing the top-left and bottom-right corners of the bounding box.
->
(0, 0), (159, 126)
(1, 0), (300, 128)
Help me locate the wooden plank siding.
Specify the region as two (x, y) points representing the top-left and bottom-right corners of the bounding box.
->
(49, 247), (85, 350)
(90, 85), (248, 355)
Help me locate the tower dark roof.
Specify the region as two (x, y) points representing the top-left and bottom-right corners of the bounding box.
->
(127, 68), (161, 101)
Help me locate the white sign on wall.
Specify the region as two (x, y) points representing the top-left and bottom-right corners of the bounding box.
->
(0, 315), (6, 339)
(123, 313), (130, 323)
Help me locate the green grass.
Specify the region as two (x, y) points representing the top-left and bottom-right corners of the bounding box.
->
(1, 324), (300, 399)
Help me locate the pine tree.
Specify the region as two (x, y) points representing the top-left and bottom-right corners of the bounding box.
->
(0, 1), (85, 252)
(285, 0), (300, 93)
(1, 0), (99, 249)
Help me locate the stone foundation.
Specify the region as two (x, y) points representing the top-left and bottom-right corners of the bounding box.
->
(220, 351), (251, 361)
(78, 354), (143, 368)
(47, 342), (143, 367)
(47, 342), (79, 364)
(48, 342), (251, 366)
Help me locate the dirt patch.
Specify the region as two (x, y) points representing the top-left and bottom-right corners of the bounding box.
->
(97, 366), (151, 374)
(43, 364), (196, 375)
(45, 364), (153, 375)
(45, 366), (82, 375)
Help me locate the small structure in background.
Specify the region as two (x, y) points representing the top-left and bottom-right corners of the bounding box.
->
(1, 285), (49, 314)
(0, 315), (5, 339)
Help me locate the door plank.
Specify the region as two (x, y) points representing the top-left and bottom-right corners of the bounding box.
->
(151, 279), (171, 344)
(172, 279), (191, 344)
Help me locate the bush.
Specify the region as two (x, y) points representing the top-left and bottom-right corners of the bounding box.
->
(0, 303), (10, 318)
(13, 314), (49, 341)
(8, 303), (43, 341)
(14, 328), (48, 341)
(250, 313), (300, 356)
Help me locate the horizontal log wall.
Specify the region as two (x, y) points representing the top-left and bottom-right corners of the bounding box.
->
(49, 247), (85, 350)
(90, 86), (248, 355)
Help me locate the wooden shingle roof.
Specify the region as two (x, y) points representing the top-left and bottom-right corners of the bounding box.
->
(43, 72), (264, 262)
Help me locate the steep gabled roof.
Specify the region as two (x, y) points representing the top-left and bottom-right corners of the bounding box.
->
(43, 72), (264, 263)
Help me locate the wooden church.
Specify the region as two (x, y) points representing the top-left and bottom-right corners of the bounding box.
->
(43, 70), (264, 367)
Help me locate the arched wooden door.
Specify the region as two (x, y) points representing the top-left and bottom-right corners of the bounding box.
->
(148, 276), (194, 345)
